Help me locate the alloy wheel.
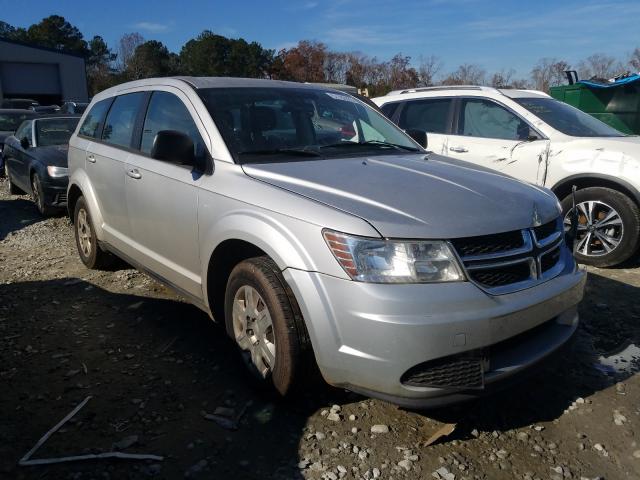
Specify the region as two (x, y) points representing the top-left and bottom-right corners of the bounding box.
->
(232, 285), (276, 377)
(77, 208), (93, 257)
(31, 176), (43, 211)
(564, 200), (624, 257)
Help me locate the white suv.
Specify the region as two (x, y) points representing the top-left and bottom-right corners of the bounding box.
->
(374, 86), (640, 267)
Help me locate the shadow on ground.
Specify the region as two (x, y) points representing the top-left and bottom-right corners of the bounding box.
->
(0, 197), (47, 241)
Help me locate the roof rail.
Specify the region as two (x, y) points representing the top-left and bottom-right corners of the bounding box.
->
(386, 85), (501, 96)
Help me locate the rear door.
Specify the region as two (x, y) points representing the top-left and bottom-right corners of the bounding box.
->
(446, 97), (550, 185)
(124, 88), (209, 299)
(394, 97), (453, 155)
(83, 93), (146, 253)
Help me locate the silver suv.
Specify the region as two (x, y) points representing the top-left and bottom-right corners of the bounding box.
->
(67, 77), (586, 407)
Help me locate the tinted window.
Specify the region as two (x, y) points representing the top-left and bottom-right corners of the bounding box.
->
(0, 112), (34, 132)
(458, 99), (530, 140)
(380, 102), (399, 119)
(141, 91), (206, 160)
(399, 99), (451, 134)
(198, 87), (420, 163)
(101, 93), (145, 148)
(35, 118), (80, 147)
(514, 97), (625, 137)
(79, 99), (112, 138)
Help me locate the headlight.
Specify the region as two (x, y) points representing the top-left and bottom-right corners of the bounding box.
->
(46, 166), (68, 177)
(323, 230), (465, 283)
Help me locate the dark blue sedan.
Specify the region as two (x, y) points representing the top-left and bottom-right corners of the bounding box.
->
(3, 116), (79, 215)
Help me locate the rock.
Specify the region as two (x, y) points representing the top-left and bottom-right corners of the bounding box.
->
(337, 465), (347, 473)
(349, 414), (356, 421)
(613, 411), (627, 425)
(330, 404), (341, 413)
(298, 459), (310, 469)
(351, 427), (358, 434)
(496, 449), (509, 460)
(327, 412), (341, 422)
(371, 424), (389, 434)
(517, 432), (529, 442)
(315, 432), (326, 440)
(471, 429), (479, 437)
(594, 443), (604, 452)
(372, 467), (381, 478)
(398, 459), (412, 471)
(324, 473), (338, 480)
(358, 450), (368, 460)
(632, 450), (640, 459)
(112, 435), (138, 450)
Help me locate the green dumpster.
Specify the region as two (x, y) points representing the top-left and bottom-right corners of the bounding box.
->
(550, 73), (640, 135)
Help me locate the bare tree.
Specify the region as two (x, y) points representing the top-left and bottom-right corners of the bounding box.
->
(441, 63), (486, 86)
(578, 53), (623, 80)
(417, 55), (443, 87)
(324, 51), (350, 84)
(117, 32), (144, 72)
(629, 48), (640, 72)
(531, 58), (570, 92)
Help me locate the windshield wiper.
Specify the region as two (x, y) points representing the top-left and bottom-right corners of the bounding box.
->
(237, 147), (321, 157)
(320, 140), (420, 152)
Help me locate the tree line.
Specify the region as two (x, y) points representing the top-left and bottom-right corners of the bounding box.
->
(1, 16), (639, 97)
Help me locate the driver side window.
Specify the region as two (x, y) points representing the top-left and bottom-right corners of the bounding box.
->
(458, 98), (530, 141)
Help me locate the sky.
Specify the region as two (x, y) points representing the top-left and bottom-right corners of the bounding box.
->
(2, 0), (638, 78)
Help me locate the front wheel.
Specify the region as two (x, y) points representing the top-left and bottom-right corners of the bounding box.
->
(561, 187), (640, 267)
(224, 256), (310, 395)
(31, 173), (56, 216)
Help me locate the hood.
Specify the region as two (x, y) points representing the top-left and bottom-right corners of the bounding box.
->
(242, 154), (560, 239)
(32, 145), (69, 167)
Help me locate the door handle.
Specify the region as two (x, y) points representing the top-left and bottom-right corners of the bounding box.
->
(87, 154), (96, 163)
(126, 168), (142, 179)
(449, 146), (468, 153)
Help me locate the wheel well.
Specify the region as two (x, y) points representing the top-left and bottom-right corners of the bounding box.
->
(206, 239), (267, 322)
(553, 176), (640, 208)
(67, 185), (83, 222)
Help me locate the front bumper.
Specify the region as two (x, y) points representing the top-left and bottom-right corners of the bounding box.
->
(283, 249), (586, 408)
(41, 179), (68, 208)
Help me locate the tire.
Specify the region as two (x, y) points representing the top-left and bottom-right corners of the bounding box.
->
(224, 256), (310, 396)
(5, 163), (24, 195)
(31, 173), (56, 216)
(561, 187), (640, 267)
(73, 196), (115, 270)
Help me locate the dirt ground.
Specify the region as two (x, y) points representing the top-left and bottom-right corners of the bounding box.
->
(1, 177), (639, 480)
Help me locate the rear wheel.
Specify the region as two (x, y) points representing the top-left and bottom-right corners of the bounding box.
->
(31, 173), (56, 216)
(224, 256), (310, 395)
(5, 163), (24, 195)
(73, 196), (115, 270)
(561, 187), (640, 267)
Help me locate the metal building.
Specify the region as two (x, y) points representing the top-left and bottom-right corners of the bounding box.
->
(0, 38), (88, 105)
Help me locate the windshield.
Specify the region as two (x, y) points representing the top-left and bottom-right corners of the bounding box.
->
(0, 112), (33, 132)
(35, 117), (80, 147)
(514, 97), (626, 137)
(198, 87), (421, 162)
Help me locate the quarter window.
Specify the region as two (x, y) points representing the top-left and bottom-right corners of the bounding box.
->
(79, 98), (112, 138)
(101, 93), (146, 148)
(140, 91), (206, 160)
(399, 99), (451, 134)
(458, 98), (530, 141)
(15, 121), (32, 144)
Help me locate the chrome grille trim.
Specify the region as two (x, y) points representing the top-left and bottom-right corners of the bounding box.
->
(452, 217), (565, 295)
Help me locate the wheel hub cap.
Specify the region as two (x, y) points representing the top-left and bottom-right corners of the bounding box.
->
(564, 200), (623, 257)
(232, 285), (276, 377)
(77, 209), (92, 257)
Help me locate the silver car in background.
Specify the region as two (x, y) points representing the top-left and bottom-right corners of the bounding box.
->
(67, 77), (586, 407)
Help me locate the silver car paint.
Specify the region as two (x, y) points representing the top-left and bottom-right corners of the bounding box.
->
(68, 77), (585, 406)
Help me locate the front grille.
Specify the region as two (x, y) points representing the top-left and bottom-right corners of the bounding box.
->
(451, 216), (565, 294)
(451, 230), (524, 257)
(401, 355), (483, 388)
(469, 262), (532, 288)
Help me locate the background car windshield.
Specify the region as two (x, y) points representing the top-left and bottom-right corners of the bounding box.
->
(198, 87), (420, 161)
(514, 97), (625, 137)
(35, 118), (80, 146)
(0, 113), (31, 131)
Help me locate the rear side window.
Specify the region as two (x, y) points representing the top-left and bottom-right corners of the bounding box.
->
(458, 98), (530, 141)
(140, 91), (206, 160)
(101, 93), (146, 148)
(79, 99), (112, 138)
(399, 99), (451, 134)
(380, 102), (399, 119)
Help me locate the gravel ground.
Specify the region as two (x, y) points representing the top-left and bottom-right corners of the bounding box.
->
(1, 177), (639, 480)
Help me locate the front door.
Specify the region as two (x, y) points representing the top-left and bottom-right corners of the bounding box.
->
(446, 97), (550, 185)
(124, 89), (209, 298)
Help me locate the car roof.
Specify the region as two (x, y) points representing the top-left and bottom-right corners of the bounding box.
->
(375, 85), (551, 103)
(0, 108), (38, 114)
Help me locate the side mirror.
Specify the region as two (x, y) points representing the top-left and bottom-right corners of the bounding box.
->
(405, 129), (428, 149)
(151, 130), (195, 167)
(20, 137), (30, 149)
